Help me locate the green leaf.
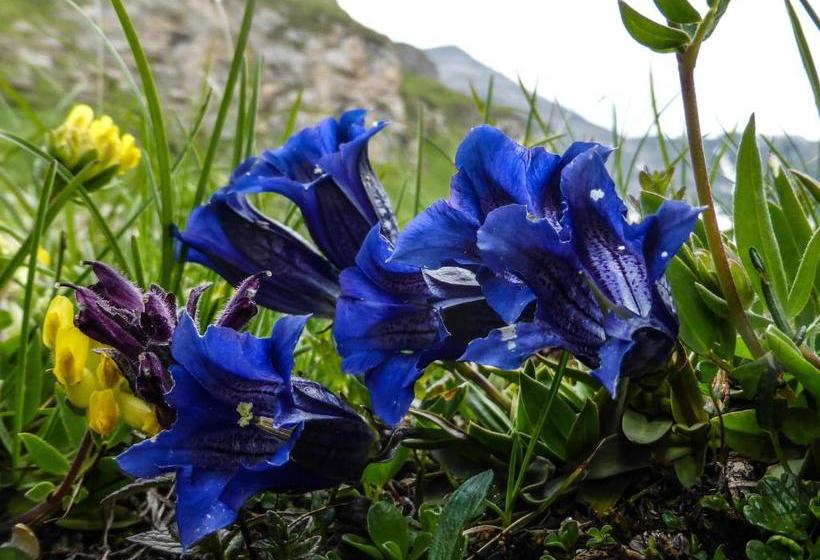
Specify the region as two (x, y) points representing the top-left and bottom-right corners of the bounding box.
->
(743, 474), (813, 541)
(667, 257), (725, 353)
(368, 501), (409, 559)
(19, 432), (69, 476)
(565, 399), (599, 459)
(734, 115), (789, 305)
(789, 168), (820, 206)
(766, 325), (820, 400)
(787, 228), (820, 318)
(518, 373), (573, 459)
(618, 1), (691, 52)
(781, 408), (820, 446)
(746, 537), (803, 560)
(653, 0), (701, 23)
(24, 481), (56, 502)
(621, 408), (672, 444)
(718, 410), (773, 461)
(429, 470), (493, 560)
(341, 534), (384, 560)
(772, 165), (812, 250)
(362, 447), (410, 492)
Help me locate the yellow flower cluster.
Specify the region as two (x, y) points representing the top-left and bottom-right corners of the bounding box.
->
(50, 104), (141, 180)
(43, 295), (160, 437)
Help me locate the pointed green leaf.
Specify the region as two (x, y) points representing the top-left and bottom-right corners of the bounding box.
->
(565, 399), (599, 459)
(734, 115), (789, 304)
(618, 1), (691, 52)
(784, 0), (820, 115)
(787, 228), (820, 317)
(429, 470), (493, 560)
(653, 0), (701, 23)
(19, 433), (69, 476)
(773, 165), (812, 249)
(667, 257), (724, 353)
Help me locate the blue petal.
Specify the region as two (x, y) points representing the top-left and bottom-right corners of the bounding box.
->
(391, 200), (481, 268)
(353, 227), (431, 298)
(175, 467), (236, 550)
(560, 149), (652, 317)
(450, 126), (533, 221)
(460, 321), (571, 370)
(477, 205), (605, 362)
(364, 353), (422, 426)
(234, 173), (373, 270)
(476, 267), (535, 324)
(529, 141), (611, 224)
(635, 200), (701, 283)
(591, 335), (634, 396)
(176, 193), (340, 316)
(171, 314), (291, 413)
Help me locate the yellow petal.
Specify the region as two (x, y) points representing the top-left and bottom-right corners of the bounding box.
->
(65, 104), (94, 129)
(37, 246), (51, 267)
(116, 390), (161, 436)
(64, 368), (99, 408)
(95, 354), (122, 388)
(87, 389), (119, 436)
(43, 296), (74, 350)
(53, 324), (89, 386)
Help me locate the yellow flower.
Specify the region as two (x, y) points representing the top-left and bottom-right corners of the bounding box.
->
(43, 295), (74, 350)
(36, 247), (51, 267)
(64, 368), (99, 408)
(53, 324), (89, 386)
(116, 390), (161, 436)
(49, 104), (141, 182)
(95, 354), (122, 388)
(87, 389), (120, 436)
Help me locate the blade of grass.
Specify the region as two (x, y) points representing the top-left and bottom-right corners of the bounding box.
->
(110, 0), (174, 284)
(414, 102), (424, 216)
(171, 88), (213, 173)
(244, 54), (262, 158)
(649, 70), (671, 168)
(130, 234), (146, 289)
(178, 0), (257, 292)
(12, 163), (56, 465)
(279, 88), (303, 144)
(483, 74), (494, 124)
(232, 59), (248, 169)
(784, 0), (820, 115)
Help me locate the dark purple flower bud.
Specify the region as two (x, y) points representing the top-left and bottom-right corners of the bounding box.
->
(185, 283), (213, 325)
(141, 285), (177, 343)
(85, 261), (144, 314)
(215, 271), (270, 330)
(137, 351), (175, 427)
(72, 285), (144, 357)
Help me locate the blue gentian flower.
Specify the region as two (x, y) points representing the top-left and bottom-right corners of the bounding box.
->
(392, 126), (700, 394)
(175, 109), (397, 316)
(117, 312), (375, 550)
(334, 227), (502, 425)
(391, 126), (612, 324)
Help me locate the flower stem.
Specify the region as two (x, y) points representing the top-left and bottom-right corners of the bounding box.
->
(454, 362), (511, 412)
(4, 431), (93, 530)
(676, 38), (765, 359)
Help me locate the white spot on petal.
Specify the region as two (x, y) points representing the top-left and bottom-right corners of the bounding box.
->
(506, 340), (517, 350)
(498, 325), (517, 342)
(313, 164), (323, 175)
(590, 189), (605, 202)
(661, 251), (669, 258)
(617, 245), (625, 251)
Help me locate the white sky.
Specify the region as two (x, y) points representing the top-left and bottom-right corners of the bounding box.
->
(338, 0), (820, 139)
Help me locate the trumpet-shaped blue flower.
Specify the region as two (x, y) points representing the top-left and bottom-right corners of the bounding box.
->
(175, 109), (397, 316)
(117, 313), (375, 549)
(334, 227), (502, 425)
(392, 126), (700, 394)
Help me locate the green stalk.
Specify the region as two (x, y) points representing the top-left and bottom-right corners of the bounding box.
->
(110, 0), (174, 284)
(175, 0), (256, 292)
(507, 352), (569, 518)
(676, 8), (765, 358)
(413, 102), (424, 216)
(12, 163), (56, 465)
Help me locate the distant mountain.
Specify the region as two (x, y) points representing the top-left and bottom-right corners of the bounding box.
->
(425, 46), (609, 141)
